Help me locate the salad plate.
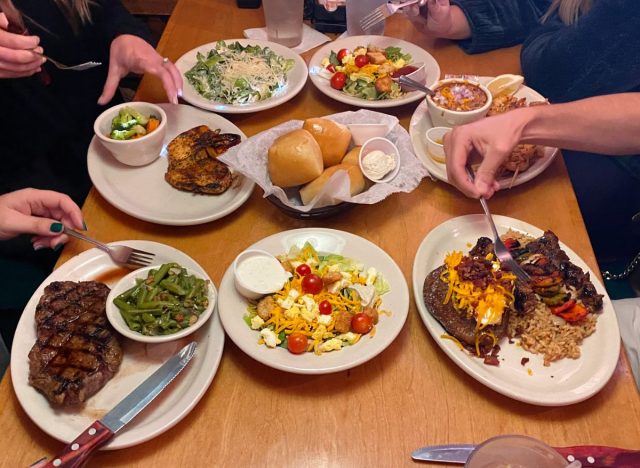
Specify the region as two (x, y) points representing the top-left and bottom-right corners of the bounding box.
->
(218, 228), (410, 374)
(88, 103), (254, 226)
(412, 215), (620, 406)
(409, 77), (558, 189)
(308, 35), (440, 108)
(175, 39), (308, 114)
(11, 240), (225, 449)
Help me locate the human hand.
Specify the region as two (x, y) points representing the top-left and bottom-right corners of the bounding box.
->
(0, 188), (85, 249)
(98, 34), (183, 105)
(0, 13), (45, 78)
(402, 0), (454, 37)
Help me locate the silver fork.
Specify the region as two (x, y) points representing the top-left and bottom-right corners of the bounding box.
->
(64, 227), (155, 268)
(43, 55), (102, 71)
(465, 167), (531, 283)
(359, 0), (421, 32)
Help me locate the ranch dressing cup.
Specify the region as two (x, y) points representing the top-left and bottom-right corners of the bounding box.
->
(233, 250), (289, 299)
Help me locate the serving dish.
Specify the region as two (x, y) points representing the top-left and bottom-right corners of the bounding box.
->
(87, 103), (254, 226)
(11, 240), (224, 449)
(412, 215), (620, 406)
(175, 39), (308, 114)
(217, 228), (410, 374)
(308, 35), (440, 108)
(409, 77), (558, 190)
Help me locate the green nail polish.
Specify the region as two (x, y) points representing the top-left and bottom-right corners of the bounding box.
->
(83, 221), (88, 231)
(50, 222), (63, 233)
(53, 243), (64, 252)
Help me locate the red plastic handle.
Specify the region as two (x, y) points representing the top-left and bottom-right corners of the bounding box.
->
(42, 421), (114, 468)
(555, 446), (640, 468)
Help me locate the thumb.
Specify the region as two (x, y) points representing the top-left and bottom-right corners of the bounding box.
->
(474, 149), (505, 198)
(98, 63), (122, 105)
(8, 212), (64, 237)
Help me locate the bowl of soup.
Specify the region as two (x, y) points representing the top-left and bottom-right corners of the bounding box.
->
(426, 79), (492, 127)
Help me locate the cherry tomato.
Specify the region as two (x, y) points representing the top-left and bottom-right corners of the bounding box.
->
(295, 264), (311, 277)
(318, 300), (332, 315)
(326, 64), (336, 73)
(337, 48), (350, 62)
(287, 333), (308, 354)
(330, 72), (347, 90)
(351, 313), (373, 334)
(301, 274), (323, 294)
(354, 54), (369, 68)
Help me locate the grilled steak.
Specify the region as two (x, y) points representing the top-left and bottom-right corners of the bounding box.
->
(28, 281), (122, 407)
(165, 125), (241, 194)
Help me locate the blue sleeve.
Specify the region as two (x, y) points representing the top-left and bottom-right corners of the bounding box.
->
(450, 0), (551, 54)
(521, 0), (640, 102)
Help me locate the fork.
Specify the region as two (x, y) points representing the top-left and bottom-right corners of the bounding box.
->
(359, 0), (422, 32)
(465, 167), (531, 283)
(42, 55), (102, 71)
(63, 227), (155, 268)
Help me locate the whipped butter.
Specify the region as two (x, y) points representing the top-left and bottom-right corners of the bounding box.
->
(362, 150), (396, 180)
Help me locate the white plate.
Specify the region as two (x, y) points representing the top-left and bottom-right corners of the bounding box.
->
(409, 78), (558, 189)
(88, 104), (254, 226)
(308, 35), (440, 108)
(412, 215), (620, 406)
(218, 228), (410, 374)
(11, 241), (225, 449)
(175, 39), (308, 114)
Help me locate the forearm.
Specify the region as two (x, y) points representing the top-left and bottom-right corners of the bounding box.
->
(519, 94), (640, 155)
(436, 6), (471, 39)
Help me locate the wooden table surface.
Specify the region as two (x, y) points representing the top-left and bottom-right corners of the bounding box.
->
(2, 1), (639, 467)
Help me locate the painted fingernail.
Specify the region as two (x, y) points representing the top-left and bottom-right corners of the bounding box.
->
(82, 221), (88, 231)
(53, 243), (64, 252)
(50, 222), (63, 233)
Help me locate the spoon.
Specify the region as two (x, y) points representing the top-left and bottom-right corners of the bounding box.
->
(397, 75), (435, 97)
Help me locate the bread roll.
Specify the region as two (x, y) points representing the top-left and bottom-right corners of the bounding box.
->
(341, 146), (361, 166)
(268, 129), (323, 187)
(302, 118), (352, 167)
(299, 164), (366, 205)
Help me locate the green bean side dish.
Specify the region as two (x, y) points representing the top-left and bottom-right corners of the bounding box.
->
(113, 263), (210, 336)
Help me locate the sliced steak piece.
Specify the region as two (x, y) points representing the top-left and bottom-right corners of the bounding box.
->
(28, 281), (122, 407)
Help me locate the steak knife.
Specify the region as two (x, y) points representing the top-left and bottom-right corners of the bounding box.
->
(37, 341), (197, 468)
(412, 444), (640, 467)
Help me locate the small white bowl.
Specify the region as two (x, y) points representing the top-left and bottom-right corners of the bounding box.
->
(426, 78), (492, 128)
(358, 137), (401, 184)
(233, 249), (289, 300)
(106, 264), (215, 343)
(347, 123), (389, 146)
(391, 62), (427, 92)
(425, 127), (449, 164)
(94, 102), (167, 167)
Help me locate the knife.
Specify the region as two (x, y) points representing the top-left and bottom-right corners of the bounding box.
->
(37, 342), (197, 468)
(412, 444), (640, 467)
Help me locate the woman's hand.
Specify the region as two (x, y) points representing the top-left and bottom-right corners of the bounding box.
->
(98, 34), (183, 105)
(0, 188), (85, 249)
(0, 13), (45, 78)
(402, 0), (471, 40)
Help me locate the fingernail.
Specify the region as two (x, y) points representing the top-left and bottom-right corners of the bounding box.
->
(83, 221), (88, 231)
(177, 88), (183, 98)
(50, 222), (63, 233)
(53, 243), (64, 252)
(41, 56), (46, 64)
(33, 243), (46, 251)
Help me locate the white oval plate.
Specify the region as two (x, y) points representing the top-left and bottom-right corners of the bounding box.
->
(176, 39), (308, 114)
(88, 103), (254, 226)
(409, 78), (558, 189)
(218, 228), (410, 374)
(308, 35), (440, 108)
(412, 215), (620, 406)
(11, 241), (224, 449)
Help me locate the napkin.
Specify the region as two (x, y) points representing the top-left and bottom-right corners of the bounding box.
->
(243, 24), (331, 54)
(612, 298), (640, 390)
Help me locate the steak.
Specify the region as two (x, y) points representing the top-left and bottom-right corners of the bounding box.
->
(28, 281), (122, 407)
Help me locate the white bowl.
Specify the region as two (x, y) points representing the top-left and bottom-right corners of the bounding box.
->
(391, 62), (427, 92)
(426, 78), (492, 128)
(94, 102), (167, 166)
(233, 249), (289, 300)
(425, 126), (449, 164)
(347, 123), (390, 146)
(358, 137), (401, 183)
(106, 264), (216, 343)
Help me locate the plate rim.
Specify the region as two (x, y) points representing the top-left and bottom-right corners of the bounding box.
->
(217, 227), (410, 374)
(175, 38), (308, 114)
(87, 103), (255, 226)
(308, 35), (441, 109)
(411, 214), (620, 406)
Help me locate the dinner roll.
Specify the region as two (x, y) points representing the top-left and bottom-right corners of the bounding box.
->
(299, 163), (366, 205)
(268, 129), (323, 187)
(302, 118), (352, 167)
(341, 146), (361, 166)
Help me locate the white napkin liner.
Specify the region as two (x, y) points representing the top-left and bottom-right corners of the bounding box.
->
(243, 24), (331, 55)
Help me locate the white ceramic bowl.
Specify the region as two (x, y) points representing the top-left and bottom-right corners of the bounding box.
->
(426, 78), (492, 128)
(347, 123), (390, 146)
(392, 62), (427, 92)
(425, 126), (449, 164)
(94, 102), (167, 166)
(233, 249), (289, 300)
(106, 264), (216, 343)
(359, 137), (401, 183)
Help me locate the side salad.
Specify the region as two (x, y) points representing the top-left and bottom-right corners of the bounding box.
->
(185, 40), (295, 104)
(244, 243), (391, 355)
(320, 45), (413, 101)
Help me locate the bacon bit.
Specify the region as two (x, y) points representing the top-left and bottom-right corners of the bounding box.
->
(520, 357), (530, 366)
(484, 355), (500, 366)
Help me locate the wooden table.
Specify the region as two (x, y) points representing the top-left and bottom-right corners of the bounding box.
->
(2, 2), (639, 466)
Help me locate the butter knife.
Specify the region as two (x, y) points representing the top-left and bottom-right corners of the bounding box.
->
(412, 444), (640, 467)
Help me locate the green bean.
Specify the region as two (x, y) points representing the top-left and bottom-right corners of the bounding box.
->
(151, 263), (174, 286)
(114, 297), (134, 312)
(160, 279), (186, 296)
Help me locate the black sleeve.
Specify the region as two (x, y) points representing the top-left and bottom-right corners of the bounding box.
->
(450, 0), (551, 54)
(91, 0), (150, 45)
